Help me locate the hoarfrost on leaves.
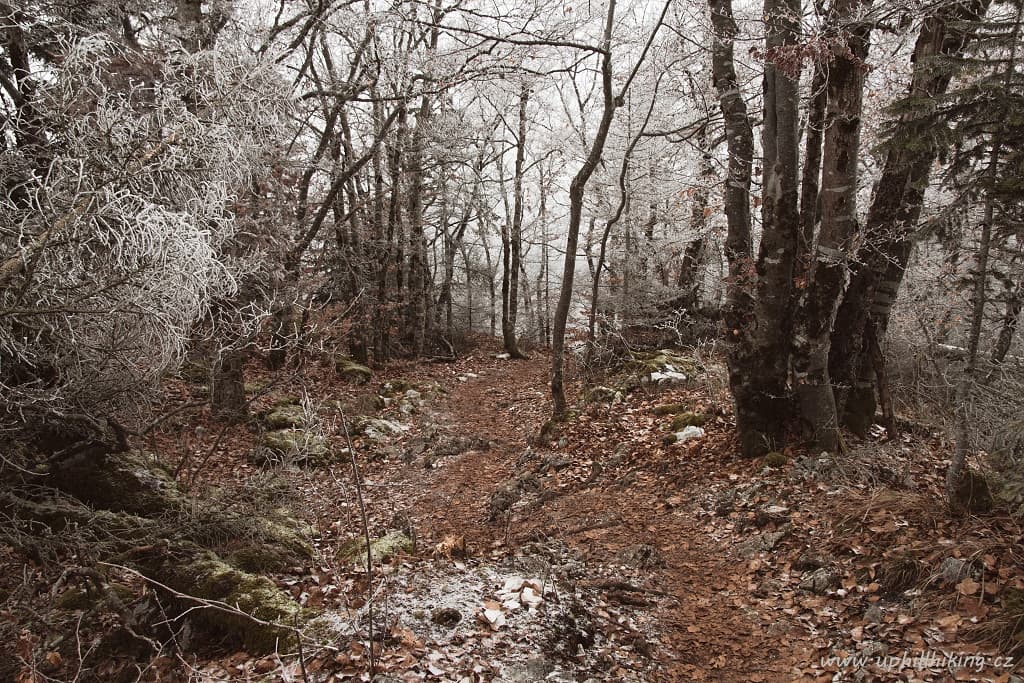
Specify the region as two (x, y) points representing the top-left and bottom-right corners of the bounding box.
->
(0, 36), (291, 425)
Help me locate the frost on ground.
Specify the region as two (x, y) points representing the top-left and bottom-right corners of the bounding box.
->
(302, 540), (663, 682)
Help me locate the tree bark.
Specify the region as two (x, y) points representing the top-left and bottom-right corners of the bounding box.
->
(989, 282), (1023, 371)
(830, 0), (995, 432)
(791, 0), (872, 451)
(710, 0), (800, 456)
(211, 348), (247, 423)
(798, 62), (827, 277)
(708, 0), (761, 455)
(502, 85), (529, 358)
(551, 0), (619, 420)
(678, 127), (714, 306)
(748, 0), (801, 454)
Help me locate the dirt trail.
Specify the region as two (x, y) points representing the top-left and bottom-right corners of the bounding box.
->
(391, 347), (816, 681)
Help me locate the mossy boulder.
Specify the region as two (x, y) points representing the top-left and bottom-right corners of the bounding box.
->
(338, 530), (414, 565)
(629, 349), (696, 384)
(335, 356), (372, 384)
(585, 386), (623, 404)
(670, 412), (707, 430)
(258, 516), (315, 559)
(228, 544), (296, 573)
(55, 582), (136, 612)
(352, 418), (409, 442)
(264, 404), (306, 430)
(260, 430), (332, 466)
(763, 452), (788, 469)
(48, 450), (182, 518)
(55, 587), (95, 610)
(652, 403), (689, 416)
(173, 552), (306, 652)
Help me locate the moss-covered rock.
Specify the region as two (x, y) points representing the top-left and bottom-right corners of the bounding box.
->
(628, 349), (696, 385)
(763, 452), (788, 469)
(264, 404), (306, 430)
(651, 403), (689, 416)
(584, 386), (623, 404)
(172, 551), (306, 652)
(49, 450), (182, 518)
(228, 544), (295, 573)
(6, 487), (312, 654)
(380, 379), (412, 396)
(338, 530), (414, 565)
(670, 412), (707, 430)
(351, 418), (409, 442)
(335, 356), (372, 384)
(55, 586), (95, 610)
(260, 430), (332, 466)
(257, 517), (315, 560)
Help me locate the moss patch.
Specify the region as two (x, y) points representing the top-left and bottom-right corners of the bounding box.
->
(585, 386), (623, 404)
(338, 531), (414, 565)
(48, 450), (183, 518)
(763, 452), (788, 469)
(55, 587), (95, 610)
(178, 553), (306, 652)
(335, 356), (372, 384)
(260, 430), (332, 466)
(228, 544), (295, 573)
(628, 349), (696, 376)
(264, 404), (306, 430)
(670, 412), (707, 430)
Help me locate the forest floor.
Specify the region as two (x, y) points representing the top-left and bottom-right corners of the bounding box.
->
(6, 337), (1024, 682)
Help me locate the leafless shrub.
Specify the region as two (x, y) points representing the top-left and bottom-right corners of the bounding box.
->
(0, 37), (290, 433)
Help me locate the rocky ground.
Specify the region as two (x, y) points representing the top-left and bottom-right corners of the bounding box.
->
(4, 338), (1024, 682)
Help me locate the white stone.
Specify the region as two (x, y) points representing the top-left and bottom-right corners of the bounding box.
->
(674, 426), (705, 443)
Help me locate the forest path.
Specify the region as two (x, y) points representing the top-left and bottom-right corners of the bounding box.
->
(393, 344), (816, 681)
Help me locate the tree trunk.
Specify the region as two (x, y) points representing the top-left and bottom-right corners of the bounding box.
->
(586, 93), (658, 353)
(710, 0), (800, 456)
(791, 0), (872, 451)
(708, 0), (759, 454)
(552, 0), (619, 420)
(211, 348), (247, 423)
(949, 151), (996, 506)
(502, 86), (529, 358)
(266, 304), (299, 370)
(830, 0), (995, 432)
(678, 127), (713, 306)
(748, 0), (801, 453)
(948, 0), (1021, 507)
(798, 61), (827, 277)
(989, 282), (1022, 370)
(405, 95), (432, 356)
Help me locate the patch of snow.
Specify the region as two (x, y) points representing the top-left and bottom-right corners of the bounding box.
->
(648, 370), (687, 384)
(673, 426), (705, 444)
